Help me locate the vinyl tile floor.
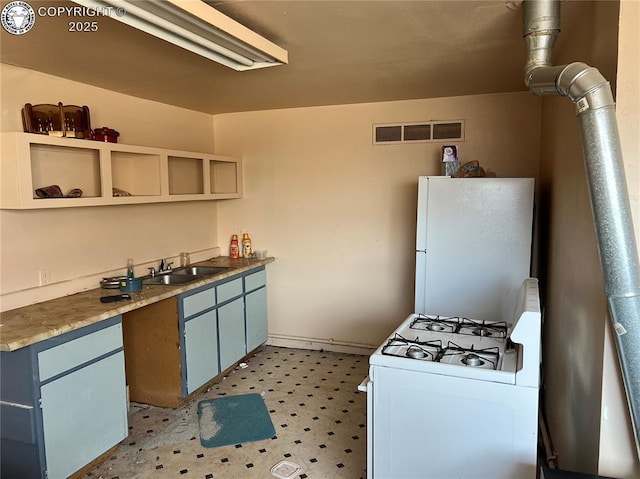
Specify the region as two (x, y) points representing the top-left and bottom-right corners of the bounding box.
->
(84, 346), (369, 479)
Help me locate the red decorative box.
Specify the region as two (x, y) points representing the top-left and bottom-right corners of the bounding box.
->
(91, 127), (120, 143)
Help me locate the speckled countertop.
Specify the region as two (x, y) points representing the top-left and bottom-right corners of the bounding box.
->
(0, 257), (274, 352)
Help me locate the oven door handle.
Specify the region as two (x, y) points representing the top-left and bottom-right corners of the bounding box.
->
(358, 375), (370, 393)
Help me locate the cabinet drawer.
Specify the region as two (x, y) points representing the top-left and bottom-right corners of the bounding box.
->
(0, 401), (36, 444)
(38, 323), (123, 382)
(182, 286), (216, 319)
(245, 269), (266, 292)
(217, 277), (243, 303)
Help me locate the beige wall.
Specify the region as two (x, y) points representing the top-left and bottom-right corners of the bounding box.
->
(0, 64), (215, 151)
(599, 0), (640, 477)
(537, 0), (640, 476)
(539, 94), (607, 472)
(213, 92), (541, 348)
(0, 64), (219, 311)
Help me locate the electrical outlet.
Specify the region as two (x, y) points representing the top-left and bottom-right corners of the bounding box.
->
(39, 269), (50, 286)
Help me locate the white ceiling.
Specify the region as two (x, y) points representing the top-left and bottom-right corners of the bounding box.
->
(0, 0), (594, 115)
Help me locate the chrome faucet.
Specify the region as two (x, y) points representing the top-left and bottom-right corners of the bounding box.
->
(158, 259), (173, 273)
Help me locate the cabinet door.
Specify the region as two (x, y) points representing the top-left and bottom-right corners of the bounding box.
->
(40, 352), (127, 479)
(245, 287), (268, 352)
(218, 298), (245, 371)
(184, 310), (219, 395)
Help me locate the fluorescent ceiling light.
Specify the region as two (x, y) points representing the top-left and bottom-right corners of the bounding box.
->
(73, 0), (288, 71)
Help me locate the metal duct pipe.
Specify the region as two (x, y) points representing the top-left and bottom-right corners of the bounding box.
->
(523, 0), (560, 83)
(522, 0), (640, 457)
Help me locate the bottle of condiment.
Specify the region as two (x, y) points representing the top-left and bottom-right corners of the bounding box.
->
(229, 235), (240, 259)
(242, 233), (252, 258)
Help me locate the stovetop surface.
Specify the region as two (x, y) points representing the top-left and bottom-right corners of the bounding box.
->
(371, 313), (520, 382)
(370, 279), (541, 386)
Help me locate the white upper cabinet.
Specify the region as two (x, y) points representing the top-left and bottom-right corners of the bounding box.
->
(1, 132), (242, 209)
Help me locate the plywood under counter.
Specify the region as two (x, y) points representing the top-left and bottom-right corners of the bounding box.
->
(122, 297), (184, 408)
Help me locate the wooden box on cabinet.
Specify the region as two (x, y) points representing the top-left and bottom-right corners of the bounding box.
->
(21, 103), (92, 139)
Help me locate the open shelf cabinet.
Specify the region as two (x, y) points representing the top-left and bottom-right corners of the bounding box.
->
(1, 133), (242, 209)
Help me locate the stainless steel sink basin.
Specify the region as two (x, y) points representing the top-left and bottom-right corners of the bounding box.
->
(174, 266), (229, 276)
(142, 274), (199, 285)
(142, 265), (229, 286)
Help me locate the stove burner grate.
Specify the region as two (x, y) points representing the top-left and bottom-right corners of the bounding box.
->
(457, 318), (508, 338)
(438, 341), (500, 369)
(380, 334), (510, 370)
(381, 334), (442, 360)
(410, 314), (509, 338)
(410, 315), (458, 334)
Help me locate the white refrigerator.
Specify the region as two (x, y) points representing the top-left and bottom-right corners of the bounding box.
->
(414, 176), (535, 322)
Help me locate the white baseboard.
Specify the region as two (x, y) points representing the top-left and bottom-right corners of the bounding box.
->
(266, 334), (376, 356)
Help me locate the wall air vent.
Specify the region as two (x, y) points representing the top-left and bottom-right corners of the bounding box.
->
(373, 120), (464, 145)
(433, 122), (463, 140)
(375, 125), (402, 143)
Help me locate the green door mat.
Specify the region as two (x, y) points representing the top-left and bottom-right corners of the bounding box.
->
(197, 393), (276, 448)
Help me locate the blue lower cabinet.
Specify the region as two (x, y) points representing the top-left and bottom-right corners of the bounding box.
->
(41, 352), (127, 479)
(244, 268), (268, 353)
(184, 309), (219, 395)
(246, 286), (268, 352)
(0, 317), (128, 479)
(217, 297), (246, 371)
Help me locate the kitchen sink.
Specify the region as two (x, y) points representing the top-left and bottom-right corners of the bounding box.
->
(142, 265), (230, 286)
(173, 266), (229, 276)
(142, 274), (200, 285)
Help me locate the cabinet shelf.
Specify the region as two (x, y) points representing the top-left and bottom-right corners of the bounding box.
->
(168, 156), (204, 195)
(1, 132), (242, 209)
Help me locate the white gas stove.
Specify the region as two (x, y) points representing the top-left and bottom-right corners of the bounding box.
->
(363, 278), (542, 479)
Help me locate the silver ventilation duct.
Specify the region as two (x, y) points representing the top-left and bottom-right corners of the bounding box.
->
(522, 0), (640, 457)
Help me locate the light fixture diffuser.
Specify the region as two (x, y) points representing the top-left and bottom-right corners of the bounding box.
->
(73, 0), (288, 71)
